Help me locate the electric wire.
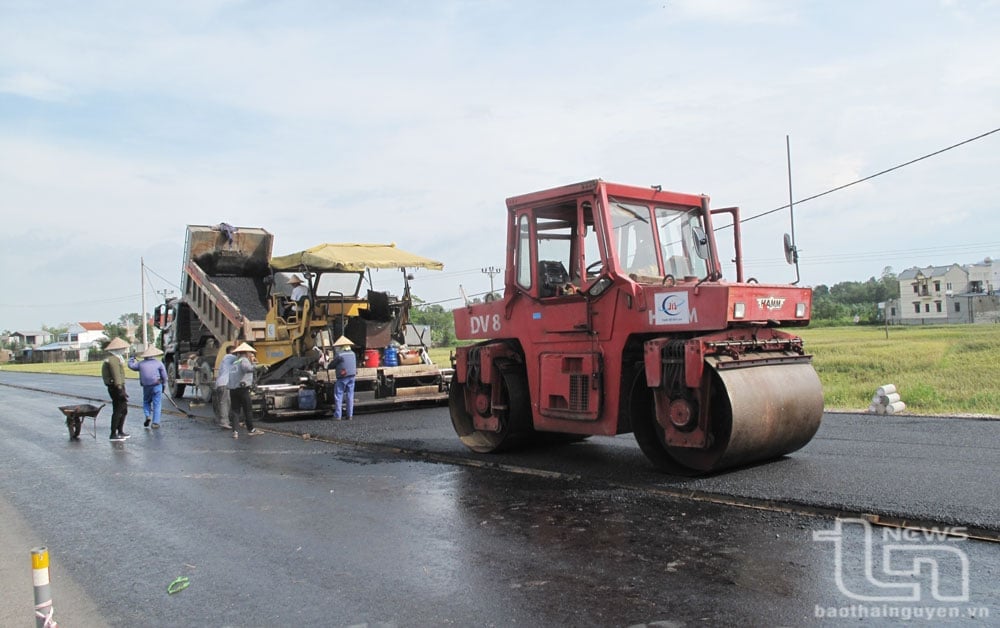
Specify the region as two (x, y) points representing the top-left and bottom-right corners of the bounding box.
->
(741, 126), (1000, 226)
(9, 128), (997, 319)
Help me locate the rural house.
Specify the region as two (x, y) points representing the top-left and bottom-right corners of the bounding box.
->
(33, 322), (108, 363)
(885, 259), (1000, 324)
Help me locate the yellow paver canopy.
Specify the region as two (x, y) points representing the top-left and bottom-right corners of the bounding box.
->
(270, 243), (444, 272)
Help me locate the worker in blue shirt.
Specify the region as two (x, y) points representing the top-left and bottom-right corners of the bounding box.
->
(213, 345), (237, 429)
(128, 346), (169, 428)
(330, 335), (357, 420)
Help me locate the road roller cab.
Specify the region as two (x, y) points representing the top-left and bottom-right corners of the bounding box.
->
(450, 179), (823, 474)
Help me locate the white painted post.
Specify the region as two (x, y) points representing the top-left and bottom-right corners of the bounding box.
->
(31, 547), (58, 627)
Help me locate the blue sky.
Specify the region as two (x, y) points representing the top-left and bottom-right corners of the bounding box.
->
(1, 0), (998, 331)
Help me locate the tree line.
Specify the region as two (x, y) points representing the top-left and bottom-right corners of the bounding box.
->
(409, 269), (901, 343)
(809, 267), (899, 325)
(3, 272), (899, 354)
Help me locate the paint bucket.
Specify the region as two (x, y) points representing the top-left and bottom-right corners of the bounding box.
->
(363, 349), (380, 368)
(298, 388), (317, 411)
(383, 345), (399, 367)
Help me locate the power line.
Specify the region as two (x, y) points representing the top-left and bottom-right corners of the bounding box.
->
(741, 126), (1000, 225)
(743, 241), (1000, 267)
(415, 290), (493, 308)
(144, 265), (180, 290)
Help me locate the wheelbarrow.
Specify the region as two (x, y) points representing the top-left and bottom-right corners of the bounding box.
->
(59, 403), (106, 440)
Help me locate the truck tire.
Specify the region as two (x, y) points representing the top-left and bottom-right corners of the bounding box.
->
(168, 361), (186, 399)
(193, 361), (214, 403)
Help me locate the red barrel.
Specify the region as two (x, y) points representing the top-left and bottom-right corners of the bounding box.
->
(363, 349), (380, 368)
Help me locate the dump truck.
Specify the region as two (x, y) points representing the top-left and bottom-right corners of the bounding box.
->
(450, 180), (823, 474)
(154, 224), (449, 419)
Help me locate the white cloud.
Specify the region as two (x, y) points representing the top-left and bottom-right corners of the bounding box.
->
(0, 72), (72, 101)
(667, 0), (799, 23)
(1, 1), (999, 329)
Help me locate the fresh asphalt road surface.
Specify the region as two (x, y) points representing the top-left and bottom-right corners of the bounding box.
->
(0, 371), (997, 626)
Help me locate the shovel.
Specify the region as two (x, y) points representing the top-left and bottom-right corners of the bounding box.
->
(164, 389), (196, 418)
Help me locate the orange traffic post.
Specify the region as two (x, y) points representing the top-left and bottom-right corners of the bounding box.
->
(30, 547), (58, 628)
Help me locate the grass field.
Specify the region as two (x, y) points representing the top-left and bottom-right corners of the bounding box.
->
(798, 324), (1000, 415)
(4, 324), (998, 415)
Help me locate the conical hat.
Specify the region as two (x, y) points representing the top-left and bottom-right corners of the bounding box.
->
(106, 338), (129, 351)
(333, 335), (354, 347)
(141, 346), (164, 358)
(234, 342), (256, 353)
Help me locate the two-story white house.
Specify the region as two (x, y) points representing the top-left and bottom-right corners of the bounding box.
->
(886, 259), (1000, 324)
(887, 265), (967, 324)
(59, 322), (107, 346)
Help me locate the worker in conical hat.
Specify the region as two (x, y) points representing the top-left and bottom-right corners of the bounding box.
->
(128, 344), (169, 429)
(141, 346), (164, 359)
(285, 275), (310, 319)
(330, 335), (357, 421)
(102, 338), (131, 440)
(228, 341), (263, 438)
(105, 337), (130, 352)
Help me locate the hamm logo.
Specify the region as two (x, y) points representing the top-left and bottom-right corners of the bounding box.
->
(756, 297), (786, 310)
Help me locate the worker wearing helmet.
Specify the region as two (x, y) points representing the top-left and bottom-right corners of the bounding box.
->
(330, 335), (357, 420)
(228, 342), (264, 438)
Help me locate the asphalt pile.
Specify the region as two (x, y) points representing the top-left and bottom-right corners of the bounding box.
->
(210, 275), (270, 320)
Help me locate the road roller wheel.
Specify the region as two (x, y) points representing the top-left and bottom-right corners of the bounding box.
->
(630, 361), (823, 474)
(449, 361), (530, 453)
(630, 370), (713, 475)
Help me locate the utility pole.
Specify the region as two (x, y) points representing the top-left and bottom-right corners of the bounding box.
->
(141, 257), (148, 348)
(481, 266), (502, 300)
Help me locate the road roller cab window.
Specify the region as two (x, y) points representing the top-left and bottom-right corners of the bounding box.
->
(609, 199), (708, 281)
(521, 200), (599, 299)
